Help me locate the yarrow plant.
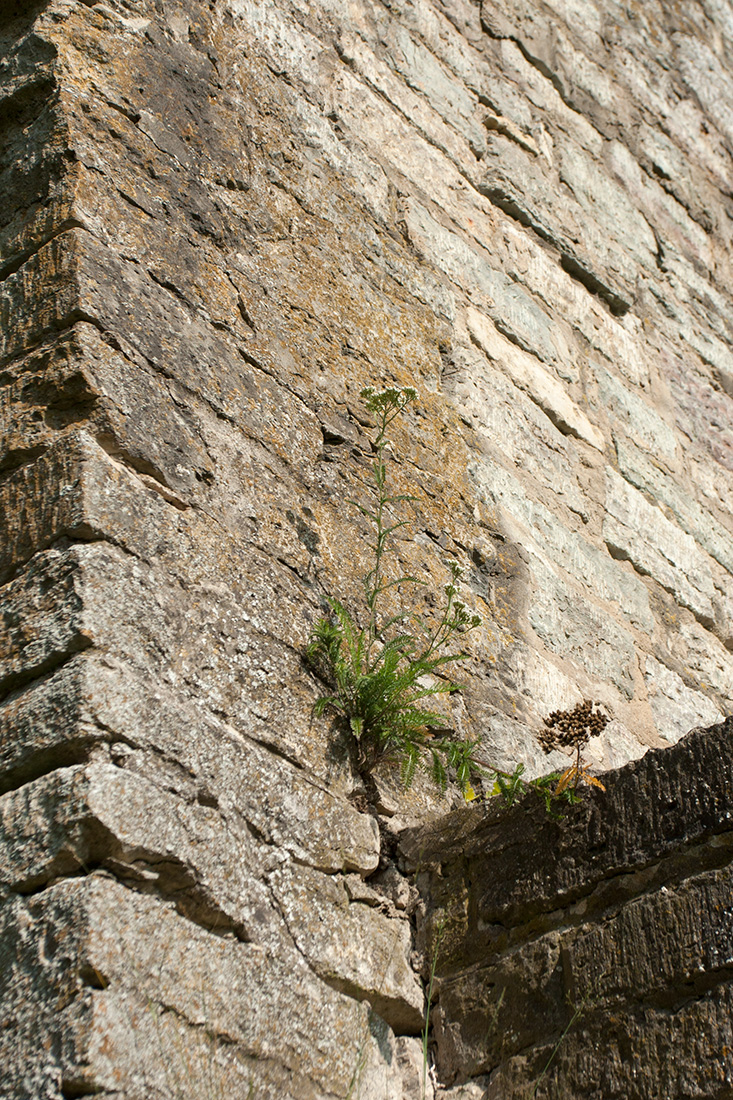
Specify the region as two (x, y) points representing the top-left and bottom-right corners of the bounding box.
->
(307, 386), (484, 795)
(306, 386), (609, 815)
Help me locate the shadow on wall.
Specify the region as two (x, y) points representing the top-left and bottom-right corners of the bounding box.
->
(400, 716), (733, 1098)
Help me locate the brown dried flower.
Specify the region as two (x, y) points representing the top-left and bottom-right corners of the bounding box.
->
(538, 700), (610, 755)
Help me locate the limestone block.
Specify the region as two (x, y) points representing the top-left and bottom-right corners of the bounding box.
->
(603, 467), (716, 625)
(491, 204), (652, 388)
(231, 0), (483, 236)
(269, 861), (424, 1032)
(675, 34), (733, 152)
(679, 317), (733, 398)
(0, 655), (380, 875)
(432, 933), (564, 1079)
(557, 142), (658, 267)
(606, 139), (717, 280)
(636, 117), (725, 236)
(469, 457), (654, 633)
(404, 717), (733, 1095)
(327, 56), (488, 239)
(664, 342), (733, 487)
(0, 30), (73, 269)
(673, 617), (733, 701)
(450, 341), (590, 520)
(0, 761), (289, 947)
(380, 20), (485, 150)
(483, 981), (733, 1099)
(405, 199), (558, 366)
(615, 436), (733, 575)
(490, 35), (603, 153)
(429, 863), (733, 1082)
(0, 546), (89, 698)
(644, 656), (722, 744)
(402, 718), (733, 933)
(0, 324), (211, 498)
(526, 550), (638, 699)
(466, 307), (604, 450)
(0, 874), (378, 1099)
(520, 985), (733, 1099)
(0, 232), (80, 366)
(361, 0), (486, 86)
(336, 29), (484, 168)
(0, 432), (342, 774)
(395, 1035), (435, 1100)
(480, 0), (636, 149)
(593, 363), (678, 462)
(479, 134), (637, 313)
(1, 226), (323, 476)
(567, 865), (733, 1004)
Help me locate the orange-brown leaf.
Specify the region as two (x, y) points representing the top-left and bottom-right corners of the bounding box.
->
(555, 765), (578, 796)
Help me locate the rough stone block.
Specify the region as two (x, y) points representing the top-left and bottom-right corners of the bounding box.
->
(0, 324), (211, 495)
(452, 347), (586, 513)
(479, 134), (639, 313)
(603, 467), (716, 626)
(466, 307), (604, 450)
(0, 874), (379, 1099)
(594, 363), (678, 462)
(0, 232), (81, 366)
(0, 655), (380, 875)
(404, 199), (559, 366)
(567, 864), (733, 1004)
(644, 656), (723, 744)
(616, 435), (733, 575)
(432, 933), (565, 1079)
(526, 549), (638, 699)
(402, 718), (733, 934)
(469, 457), (654, 634)
(269, 861), (424, 1032)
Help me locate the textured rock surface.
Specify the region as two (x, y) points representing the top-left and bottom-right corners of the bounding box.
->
(402, 717), (733, 1098)
(1, 0), (733, 1096)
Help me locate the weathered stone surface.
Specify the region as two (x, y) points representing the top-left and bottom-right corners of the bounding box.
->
(424, 862), (733, 1079)
(484, 985), (733, 1100)
(405, 717), (733, 1095)
(0, 655), (380, 875)
(469, 457), (654, 632)
(567, 864), (733, 1004)
(615, 435), (733, 575)
(403, 718), (733, 938)
(603, 467), (717, 627)
(593, 363), (678, 462)
(0, 759), (291, 945)
(269, 861), (424, 1032)
(449, 341), (590, 519)
(3, 0), (733, 1095)
(407, 204), (563, 372)
(644, 656), (723, 745)
(466, 307), (604, 451)
(0, 873), (379, 1099)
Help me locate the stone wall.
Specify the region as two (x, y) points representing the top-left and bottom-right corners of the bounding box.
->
(1, 0), (732, 1096)
(402, 715), (733, 1098)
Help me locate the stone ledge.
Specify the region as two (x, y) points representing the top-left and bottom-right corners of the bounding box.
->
(402, 717), (733, 1093)
(402, 716), (733, 936)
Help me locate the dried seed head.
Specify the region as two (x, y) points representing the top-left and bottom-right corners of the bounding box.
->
(538, 700), (610, 754)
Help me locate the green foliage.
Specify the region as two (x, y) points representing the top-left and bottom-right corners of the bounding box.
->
(306, 386), (608, 815)
(306, 385), (483, 796)
(488, 763), (583, 818)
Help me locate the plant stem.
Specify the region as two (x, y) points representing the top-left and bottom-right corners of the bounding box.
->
(364, 437), (389, 665)
(531, 1000), (585, 1098)
(422, 918), (446, 1100)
